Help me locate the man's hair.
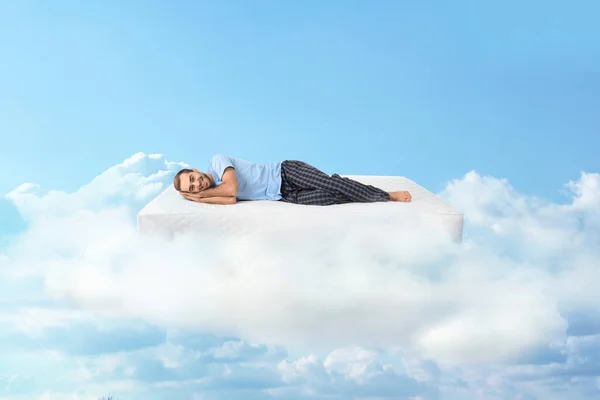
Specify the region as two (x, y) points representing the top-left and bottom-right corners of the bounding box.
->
(173, 168), (193, 191)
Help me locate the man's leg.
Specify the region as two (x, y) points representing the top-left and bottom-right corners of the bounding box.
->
(281, 188), (349, 206)
(280, 160), (390, 204)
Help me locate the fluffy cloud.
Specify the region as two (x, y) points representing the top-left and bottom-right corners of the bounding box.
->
(4, 152), (187, 221)
(1, 153), (599, 399)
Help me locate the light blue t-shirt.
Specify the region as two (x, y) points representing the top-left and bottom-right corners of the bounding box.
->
(207, 154), (283, 201)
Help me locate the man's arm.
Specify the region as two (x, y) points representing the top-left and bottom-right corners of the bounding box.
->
(197, 167), (239, 198)
(181, 192), (237, 205)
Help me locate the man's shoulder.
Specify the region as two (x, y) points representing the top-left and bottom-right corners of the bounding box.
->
(210, 153), (233, 161)
(209, 154), (235, 166)
(210, 154), (257, 167)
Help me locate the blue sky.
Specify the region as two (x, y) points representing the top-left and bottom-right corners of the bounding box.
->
(1, 1), (600, 399)
(2, 0), (599, 199)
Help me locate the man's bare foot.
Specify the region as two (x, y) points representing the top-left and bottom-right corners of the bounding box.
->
(389, 191), (412, 202)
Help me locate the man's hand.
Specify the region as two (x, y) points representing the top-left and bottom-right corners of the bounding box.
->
(180, 191), (237, 205)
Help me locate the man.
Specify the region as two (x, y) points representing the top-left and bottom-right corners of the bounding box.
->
(173, 154), (412, 205)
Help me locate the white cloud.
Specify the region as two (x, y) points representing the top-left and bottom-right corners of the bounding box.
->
(566, 172), (600, 212)
(4, 152), (187, 222)
(277, 347), (432, 398)
(1, 153), (600, 399)
(0, 307), (91, 337)
(323, 347), (381, 380)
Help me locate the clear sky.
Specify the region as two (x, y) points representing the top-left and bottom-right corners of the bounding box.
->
(1, 1), (600, 399)
(2, 0), (599, 199)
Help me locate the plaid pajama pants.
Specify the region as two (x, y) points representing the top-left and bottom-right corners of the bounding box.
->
(279, 160), (391, 205)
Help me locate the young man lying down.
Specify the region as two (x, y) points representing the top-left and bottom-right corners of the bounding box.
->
(173, 154), (412, 205)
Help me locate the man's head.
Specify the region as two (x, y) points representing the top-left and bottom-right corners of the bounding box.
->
(173, 168), (214, 193)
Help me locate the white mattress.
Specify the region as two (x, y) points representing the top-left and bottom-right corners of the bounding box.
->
(137, 176), (463, 243)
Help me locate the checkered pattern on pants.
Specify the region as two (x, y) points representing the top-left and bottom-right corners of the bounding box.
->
(279, 160), (391, 205)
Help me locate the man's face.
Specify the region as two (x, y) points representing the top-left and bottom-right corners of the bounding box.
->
(180, 169), (212, 193)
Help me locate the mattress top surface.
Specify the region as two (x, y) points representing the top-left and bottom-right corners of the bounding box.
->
(139, 175), (462, 217)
